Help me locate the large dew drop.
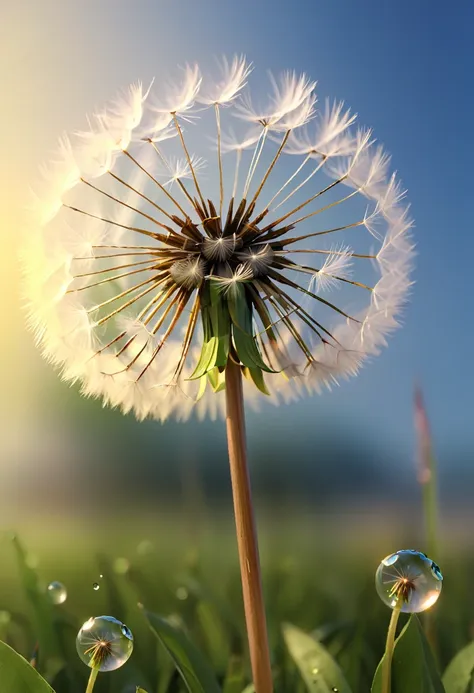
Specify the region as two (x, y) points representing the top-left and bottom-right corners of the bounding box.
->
(47, 581), (67, 605)
(76, 615), (134, 671)
(375, 549), (443, 613)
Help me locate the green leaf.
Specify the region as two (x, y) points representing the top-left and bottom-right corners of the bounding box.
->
(196, 599), (230, 673)
(144, 610), (221, 693)
(371, 615), (445, 693)
(243, 366), (271, 396)
(0, 640), (55, 692)
(209, 292), (231, 368)
(136, 688), (149, 693)
(189, 337), (219, 379)
(282, 622), (352, 692)
(207, 367), (226, 393)
(442, 641), (474, 693)
(228, 286), (275, 373)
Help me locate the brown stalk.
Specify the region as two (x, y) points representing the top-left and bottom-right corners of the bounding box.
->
(225, 358), (273, 693)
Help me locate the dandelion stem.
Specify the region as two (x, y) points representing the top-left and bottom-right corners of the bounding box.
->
(225, 358), (273, 693)
(381, 601), (402, 693)
(85, 667), (99, 693)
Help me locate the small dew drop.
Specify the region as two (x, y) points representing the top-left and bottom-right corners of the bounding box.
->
(47, 581), (67, 605)
(312, 667), (319, 675)
(93, 582), (100, 591)
(332, 688), (339, 692)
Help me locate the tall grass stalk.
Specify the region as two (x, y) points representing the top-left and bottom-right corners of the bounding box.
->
(414, 386), (439, 560)
(414, 385), (439, 656)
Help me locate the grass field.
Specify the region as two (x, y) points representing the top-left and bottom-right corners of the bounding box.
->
(1, 505), (473, 693)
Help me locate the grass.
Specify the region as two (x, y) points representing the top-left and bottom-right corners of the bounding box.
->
(1, 508), (474, 693)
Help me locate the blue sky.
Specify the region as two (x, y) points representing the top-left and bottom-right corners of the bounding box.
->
(4, 0), (473, 462)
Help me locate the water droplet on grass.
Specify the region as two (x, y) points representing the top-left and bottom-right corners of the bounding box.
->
(76, 615), (133, 671)
(47, 581), (67, 605)
(376, 549), (442, 613)
(93, 583), (100, 591)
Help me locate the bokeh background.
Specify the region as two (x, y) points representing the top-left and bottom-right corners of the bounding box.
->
(1, 0), (472, 557)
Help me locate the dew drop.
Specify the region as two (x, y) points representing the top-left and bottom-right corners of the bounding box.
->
(76, 615), (134, 671)
(312, 667), (319, 675)
(93, 582), (100, 591)
(47, 581), (67, 605)
(375, 549), (443, 613)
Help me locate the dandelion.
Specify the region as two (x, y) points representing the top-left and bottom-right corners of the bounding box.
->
(76, 616), (134, 692)
(375, 550), (443, 693)
(23, 56), (415, 693)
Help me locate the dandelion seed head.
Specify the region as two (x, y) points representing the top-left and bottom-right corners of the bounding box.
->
(76, 615), (134, 672)
(24, 57), (414, 421)
(375, 550), (442, 613)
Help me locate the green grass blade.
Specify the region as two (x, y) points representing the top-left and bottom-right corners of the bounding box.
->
(144, 610), (221, 693)
(196, 599), (230, 674)
(0, 640), (55, 692)
(222, 656), (245, 693)
(371, 615), (445, 692)
(442, 641), (474, 693)
(282, 622), (352, 692)
(11, 537), (64, 677)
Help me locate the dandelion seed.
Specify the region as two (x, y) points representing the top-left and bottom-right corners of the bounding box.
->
(309, 246), (353, 294)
